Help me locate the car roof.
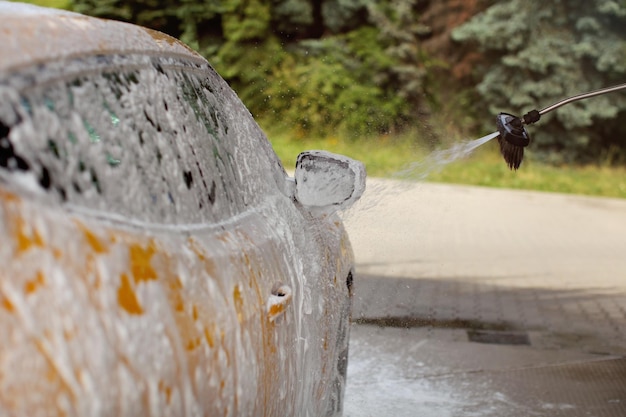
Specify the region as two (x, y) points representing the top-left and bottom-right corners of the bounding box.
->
(0, 1), (203, 73)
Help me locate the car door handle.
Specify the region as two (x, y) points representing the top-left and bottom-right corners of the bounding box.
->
(267, 284), (292, 322)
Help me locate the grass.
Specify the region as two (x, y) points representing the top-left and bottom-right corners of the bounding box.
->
(9, 0), (72, 9)
(266, 130), (626, 199)
(429, 145), (626, 198)
(267, 131), (418, 177)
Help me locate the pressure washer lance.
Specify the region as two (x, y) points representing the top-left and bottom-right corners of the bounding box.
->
(496, 82), (626, 170)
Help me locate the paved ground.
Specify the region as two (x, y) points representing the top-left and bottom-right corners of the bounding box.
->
(341, 180), (626, 416)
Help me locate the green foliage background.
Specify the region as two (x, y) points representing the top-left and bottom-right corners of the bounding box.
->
(21, 0), (626, 165)
(72, 0), (438, 141)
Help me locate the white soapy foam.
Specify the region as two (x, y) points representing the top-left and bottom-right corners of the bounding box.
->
(294, 150), (366, 214)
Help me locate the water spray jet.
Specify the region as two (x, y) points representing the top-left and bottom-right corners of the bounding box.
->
(496, 83), (626, 170)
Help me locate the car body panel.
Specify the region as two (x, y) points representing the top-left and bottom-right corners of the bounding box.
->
(0, 185), (352, 417)
(0, 2), (359, 416)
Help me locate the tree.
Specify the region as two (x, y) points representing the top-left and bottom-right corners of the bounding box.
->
(261, 0), (440, 138)
(453, 0), (626, 164)
(367, 0), (441, 129)
(72, 0), (438, 140)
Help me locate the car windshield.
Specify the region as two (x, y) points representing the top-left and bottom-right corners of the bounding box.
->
(0, 54), (281, 225)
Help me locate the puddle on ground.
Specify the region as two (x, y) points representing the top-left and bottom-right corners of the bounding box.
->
(343, 324), (586, 417)
(344, 324), (518, 417)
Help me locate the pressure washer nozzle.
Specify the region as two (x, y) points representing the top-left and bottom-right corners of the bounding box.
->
(496, 112), (531, 170)
(494, 82), (626, 170)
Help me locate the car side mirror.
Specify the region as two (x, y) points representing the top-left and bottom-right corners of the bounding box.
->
(294, 150), (366, 212)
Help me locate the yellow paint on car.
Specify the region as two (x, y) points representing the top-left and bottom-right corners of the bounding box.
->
(129, 241), (158, 283)
(117, 273), (144, 315)
(267, 301), (286, 320)
(204, 326), (216, 348)
(168, 277), (185, 312)
(158, 380), (173, 404)
(1, 297), (14, 313)
(15, 217), (44, 255)
(24, 271), (45, 295)
(233, 284), (245, 324)
(76, 221), (108, 254)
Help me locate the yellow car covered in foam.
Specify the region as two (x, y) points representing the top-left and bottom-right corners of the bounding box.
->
(0, 2), (365, 416)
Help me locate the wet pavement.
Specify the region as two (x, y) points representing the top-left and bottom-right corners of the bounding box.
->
(341, 180), (626, 416)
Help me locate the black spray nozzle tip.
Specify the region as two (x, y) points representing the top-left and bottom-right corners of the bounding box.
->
(496, 112), (531, 170)
(496, 113), (530, 147)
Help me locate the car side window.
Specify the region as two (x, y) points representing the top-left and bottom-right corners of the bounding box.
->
(0, 54), (267, 224)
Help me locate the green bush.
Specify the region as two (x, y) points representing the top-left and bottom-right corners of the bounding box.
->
(259, 27), (412, 138)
